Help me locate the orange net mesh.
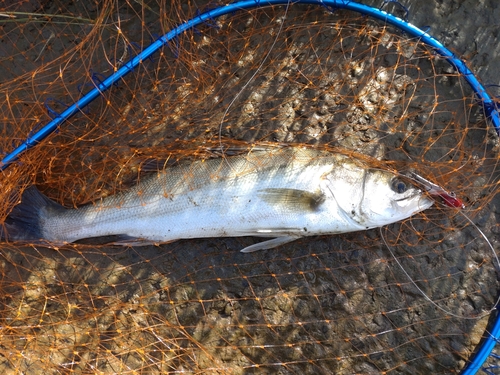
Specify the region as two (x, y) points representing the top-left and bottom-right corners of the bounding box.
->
(0, 1), (499, 373)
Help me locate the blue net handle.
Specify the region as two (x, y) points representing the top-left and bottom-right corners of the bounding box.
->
(1, 0), (499, 171)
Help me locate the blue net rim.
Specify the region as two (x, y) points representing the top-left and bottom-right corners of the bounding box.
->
(1, 0), (499, 171)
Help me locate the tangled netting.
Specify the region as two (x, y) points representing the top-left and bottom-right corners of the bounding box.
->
(0, 1), (499, 374)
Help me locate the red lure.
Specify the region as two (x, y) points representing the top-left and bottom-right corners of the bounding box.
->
(407, 172), (465, 209)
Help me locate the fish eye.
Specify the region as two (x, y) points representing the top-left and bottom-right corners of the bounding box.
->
(391, 178), (407, 194)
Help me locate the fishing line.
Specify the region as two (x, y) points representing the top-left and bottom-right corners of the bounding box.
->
(457, 209), (500, 277)
(217, 1), (293, 159)
(380, 210), (500, 320)
(383, 169), (500, 318)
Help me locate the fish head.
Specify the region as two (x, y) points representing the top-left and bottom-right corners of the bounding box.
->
(355, 170), (434, 227)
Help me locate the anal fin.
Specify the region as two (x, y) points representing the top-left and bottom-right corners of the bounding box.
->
(76, 235), (163, 247)
(240, 236), (299, 253)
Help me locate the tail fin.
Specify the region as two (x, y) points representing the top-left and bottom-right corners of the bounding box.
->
(1, 186), (65, 243)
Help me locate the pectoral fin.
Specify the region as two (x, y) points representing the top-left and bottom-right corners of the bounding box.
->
(240, 236), (299, 253)
(258, 188), (325, 212)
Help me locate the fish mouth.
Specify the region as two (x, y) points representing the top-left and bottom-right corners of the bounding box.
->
(394, 188), (426, 202)
(394, 188), (434, 211)
(417, 194), (435, 210)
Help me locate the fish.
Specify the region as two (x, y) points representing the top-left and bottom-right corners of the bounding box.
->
(1, 146), (434, 252)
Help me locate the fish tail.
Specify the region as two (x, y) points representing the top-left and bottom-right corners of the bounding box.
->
(1, 186), (65, 243)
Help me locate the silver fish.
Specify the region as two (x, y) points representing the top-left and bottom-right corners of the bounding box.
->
(2, 147), (433, 252)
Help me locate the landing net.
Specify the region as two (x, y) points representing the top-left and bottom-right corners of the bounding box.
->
(0, 1), (499, 374)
